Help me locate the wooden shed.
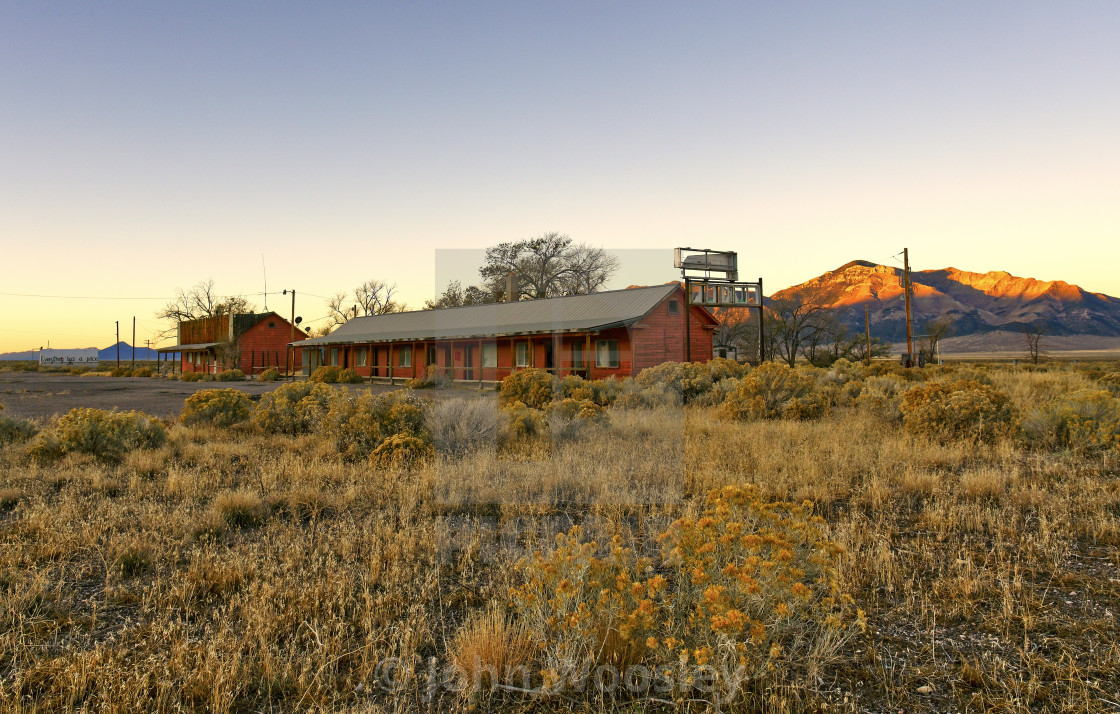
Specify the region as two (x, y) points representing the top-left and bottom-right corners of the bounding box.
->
(158, 312), (306, 376)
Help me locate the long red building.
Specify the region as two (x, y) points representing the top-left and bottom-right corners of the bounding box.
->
(295, 283), (717, 382)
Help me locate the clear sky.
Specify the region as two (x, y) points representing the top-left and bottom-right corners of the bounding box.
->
(1, 2), (1117, 352)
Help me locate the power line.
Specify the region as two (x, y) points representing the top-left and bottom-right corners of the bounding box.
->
(0, 290), (287, 301)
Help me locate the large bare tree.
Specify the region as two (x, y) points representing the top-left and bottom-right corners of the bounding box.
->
(325, 279), (402, 329)
(423, 280), (496, 309)
(479, 232), (619, 300)
(768, 297), (831, 367)
(156, 279), (254, 338)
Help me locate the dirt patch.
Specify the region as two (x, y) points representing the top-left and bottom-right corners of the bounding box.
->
(0, 373), (493, 421)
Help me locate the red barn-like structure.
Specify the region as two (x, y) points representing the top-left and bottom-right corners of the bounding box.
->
(295, 283), (717, 381)
(158, 312), (306, 375)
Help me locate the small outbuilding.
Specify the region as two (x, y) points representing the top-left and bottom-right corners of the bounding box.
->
(295, 283), (717, 382)
(158, 312), (306, 375)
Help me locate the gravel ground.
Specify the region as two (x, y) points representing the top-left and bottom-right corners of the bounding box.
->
(0, 373), (492, 421)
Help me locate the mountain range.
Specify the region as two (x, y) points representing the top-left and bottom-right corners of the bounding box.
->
(770, 261), (1120, 343)
(0, 343), (171, 361)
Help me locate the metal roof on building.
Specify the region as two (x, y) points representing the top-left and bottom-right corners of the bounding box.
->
(156, 342), (219, 352)
(296, 284), (686, 347)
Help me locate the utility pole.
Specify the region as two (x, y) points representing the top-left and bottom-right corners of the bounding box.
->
(757, 277), (765, 363)
(131, 316), (136, 367)
(864, 304), (871, 366)
(283, 289), (295, 377)
(903, 248), (914, 366)
(115, 321), (120, 368)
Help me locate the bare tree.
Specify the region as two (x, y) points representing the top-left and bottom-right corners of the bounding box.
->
(769, 297), (830, 367)
(479, 232), (618, 300)
(156, 279), (254, 338)
(326, 279), (402, 328)
(352, 279), (401, 316)
(1024, 321), (1047, 364)
(919, 317), (953, 365)
(559, 243), (621, 295)
(424, 280), (497, 309)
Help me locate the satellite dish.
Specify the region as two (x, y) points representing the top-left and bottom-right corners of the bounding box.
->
(294, 316), (303, 325)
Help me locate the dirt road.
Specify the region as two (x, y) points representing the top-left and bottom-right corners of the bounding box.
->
(0, 373), (489, 421)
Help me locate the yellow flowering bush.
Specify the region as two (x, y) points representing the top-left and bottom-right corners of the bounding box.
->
(499, 368), (557, 410)
(657, 485), (856, 694)
(720, 362), (828, 421)
(900, 380), (1016, 444)
(1022, 389), (1120, 453)
(544, 398), (607, 424)
(370, 433), (432, 469)
(179, 388), (254, 428)
(857, 375), (911, 422)
(503, 401), (546, 440)
(508, 486), (858, 700)
(29, 408), (166, 463)
(310, 365), (341, 383)
(254, 382), (337, 435)
(324, 390), (428, 461)
(510, 528), (667, 682)
(559, 375), (621, 407)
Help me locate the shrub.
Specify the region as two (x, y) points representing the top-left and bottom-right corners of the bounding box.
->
(0, 415), (38, 447)
(131, 367), (153, 378)
(900, 380), (1016, 444)
(324, 390), (428, 461)
(338, 368), (364, 384)
(612, 379), (682, 410)
(180, 389), (254, 428)
(450, 604), (534, 694)
(511, 528), (664, 675)
(370, 433), (432, 469)
(404, 376), (433, 389)
(656, 485), (856, 694)
(1022, 389), (1120, 453)
(499, 369), (556, 410)
(0, 488), (21, 510)
(692, 376), (744, 407)
(504, 401), (546, 439)
(212, 491), (266, 529)
(33, 408), (166, 463)
(559, 375), (621, 407)
(310, 365), (342, 384)
(111, 367), (133, 378)
(510, 486), (855, 698)
(544, 397), (606, 424)
(215, 369), (245, 382)
(720, 362), (828, 421)
(180, 372), (203, 382)
(255, 382), (337, 435)
(544, 398), (609, 441)
(426, 398), (506, 456)
(635, 362), (713, 404)
(857, 375), (911, 422)
(1097, 372), (1120, 395)
(259, 368), (282, 382)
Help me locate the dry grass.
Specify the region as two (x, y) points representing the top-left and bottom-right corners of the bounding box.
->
(0, 363), (1118, 712)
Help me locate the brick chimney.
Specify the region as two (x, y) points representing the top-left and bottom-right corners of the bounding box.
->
(505, 273), (520, 302)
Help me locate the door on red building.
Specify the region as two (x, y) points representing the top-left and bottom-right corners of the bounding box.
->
(463, 346), (474, 381)
(544, 341), (554, 371)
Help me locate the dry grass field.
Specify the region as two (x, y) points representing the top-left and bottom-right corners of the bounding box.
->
(1, 360), (1118, 712)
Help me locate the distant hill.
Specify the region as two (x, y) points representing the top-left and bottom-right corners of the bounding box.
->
(0, 343), (173, 361)
(771, 261), (1120, 343)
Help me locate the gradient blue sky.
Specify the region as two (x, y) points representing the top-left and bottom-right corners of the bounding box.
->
(2, 2), (1118, 351)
